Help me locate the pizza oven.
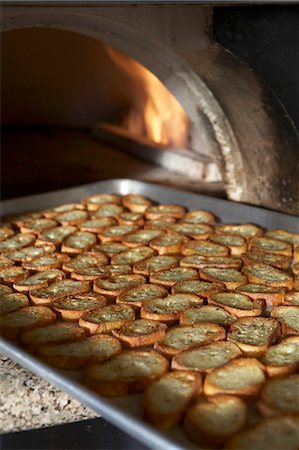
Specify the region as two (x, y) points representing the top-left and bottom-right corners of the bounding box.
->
(1, 4), (299, 215)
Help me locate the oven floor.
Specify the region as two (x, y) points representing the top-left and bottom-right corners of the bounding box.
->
(1, 128), (225, 200)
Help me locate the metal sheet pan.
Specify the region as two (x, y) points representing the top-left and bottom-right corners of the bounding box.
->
(1, 178), (298, 450)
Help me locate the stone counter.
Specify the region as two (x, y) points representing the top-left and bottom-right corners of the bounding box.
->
(0, 355), (98, 433)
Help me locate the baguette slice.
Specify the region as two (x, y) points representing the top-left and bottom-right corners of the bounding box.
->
(249, 236), (292, 257)
(117, 212), (144, 227)
(209, 292), (265, 317)
(0, 293), (29, 315)
(284, 291), (299, 306)
(121, 229), (162, 248)
(112, 319), (167, 348)
(0, 256), (14, 268)
(7, 211), (43, 227)
(144, 371), (202, 429)
(88, 203), (123, 218)
(52, 293), (107, 321)
(180, 255), (242, 270)
(6, 243), (55, 263)
(210, 234), (247, 255)
(70, 267), (109, 281)
(111, 246), (156, 266)
(242, 263), (293, 290)
(36, 226), (77, 246)
(203, 358), (266, 398)
(184, 395), (248, 448)
(61, 231), (97, 254)
(122, 193), (152, 213)
(140, 294), (204, 325)
(270, 306), (299, 336)
(199, 267), (247, 290)
(23, 253), (70, 271)
(83, 350), (169, 396)
(172, 280), (225, 299)
(62, 251), (108, 273)
(169, 223), (213, 240)
(257, 374), (299, 418)
(79, 304), (135, 334)
(145, 204), (185, 220)
(0, 233), (36, 253)
(0, 266), (29, 284)
(116, 284), (168, 309)
(171, 341), (242, 374)
(236, 283), (286, 308)
(133, 255), (179, 276)
(143, 218), (177, 230)
(150, 267), (199, 288)
(224, 415), (299, 450)
(182, 240), (229, 257)
(260, 336), (299, 377)
(0, 284), (13, 295)
(30, 279), (90, 305)
(93, 274), (146, 300)
(20, 323), (86, 352)
(98, 225), (138, 243)
(20, 218), (57, 235)
(265, 228), (299, 245)
(38, 334), (121, 369)
(0, 226), (14, 241)
(42, 203), (85, 218)
(82, 193), (121, 211)
(181, 209), (216, 224)
(154, 323), (226, 358)
(79, 217), (117, 232)
(13, 269), (65, 292)
(215, 223), (263, 238)
(180, 305), (237, 328)
(95, 242), (128, 258)
(55, 210), (88, 226)
(0, 306), (56, 340)
(227, 317), (281, 357)
(242, 251), (292, 270)
(149, 233), (188, 255)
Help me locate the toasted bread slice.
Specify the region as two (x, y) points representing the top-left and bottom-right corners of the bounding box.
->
(52, 293), (107, 321)
(13, 269), (65, 292)
(249, 236), (292, 257)
(20, 323), (86, 352)
(98, 225), (138, 243)
(36, 226), (77, 246)
(182, 240), (229, 257)
(61, 231), (97, 254)
(242, 263), (293, 290)
(20, 218), (58, 235)
(150, 267), (199, 288)
(242, 251), (291, 270)
(184, 395), (248, 447)
(121, 229), (162, 247)
(83, 350), (169, 396)
(143, 218), (177, 230)
(0, 233), (36, 253)
(172, 279), (225, 299)
(169, 223), (213, 240)
(149, 233), (188, 255)
(224, 415), (299, 450)
(270, 306), (299, 335)
(55, 210), (88, 226)
(122, 194), (152, 213)
(62, 251), (108, 273)
(154, 323), (226, 358)
(117, 212), (144, 227)
(145, 204), (185, 220)
(171, 341), (242, 374)
(260, 336), (299, 377)
(0, 226), (14, 241)
(7, 211), (43, 227)
(23, 253), (70, 271)
(0, 293), (29, 315)
(101, 264), (132, 277)
(140, 294), (203, 324)
(0, 284), (13, 295)
(0, 306), (56, 340)
(203, 358), (266, 398)
(6, 243), (55, 263)
(180, 255), (242, 270)
(227, 317), (281, 357)
(93, 274), (146, 300)
(111, 246), (156, 266)
(210, 234), (247, 256)
(236, 283), (286, 308)
(181, 209), (216, 225)
(79, 217), (117, 232)
(199, 267), (247, 289)
(42, 203), (85, 219)
(95, 242), (128, 257)
(215, 223), (263, 238)
(209, 292), (265, 317)
(38, 334), (121, 369)
(144, 371), (202, 429)
(116, 284), (168, 309)
(284, 291), (299, 306)
(180, 305), (237, 328)
(0, 266), (29, 285)
(112, 319), (167, 348)
(82, 193), (121, 211)
(89, 203), (124, 218)
(133, 255), (179, 276)
(0, 256), (14, 267)
(79, 304), (135, 334)
(30, 279), (90, 305)
(257, 374), (299, 418)
(70, 267), (109, 281)
(265, 228), (299, 246)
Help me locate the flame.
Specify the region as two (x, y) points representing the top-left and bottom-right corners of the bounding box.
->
(105, 46), (189, 148)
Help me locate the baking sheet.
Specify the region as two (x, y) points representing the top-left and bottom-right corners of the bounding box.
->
(1, 178), (298, 450)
